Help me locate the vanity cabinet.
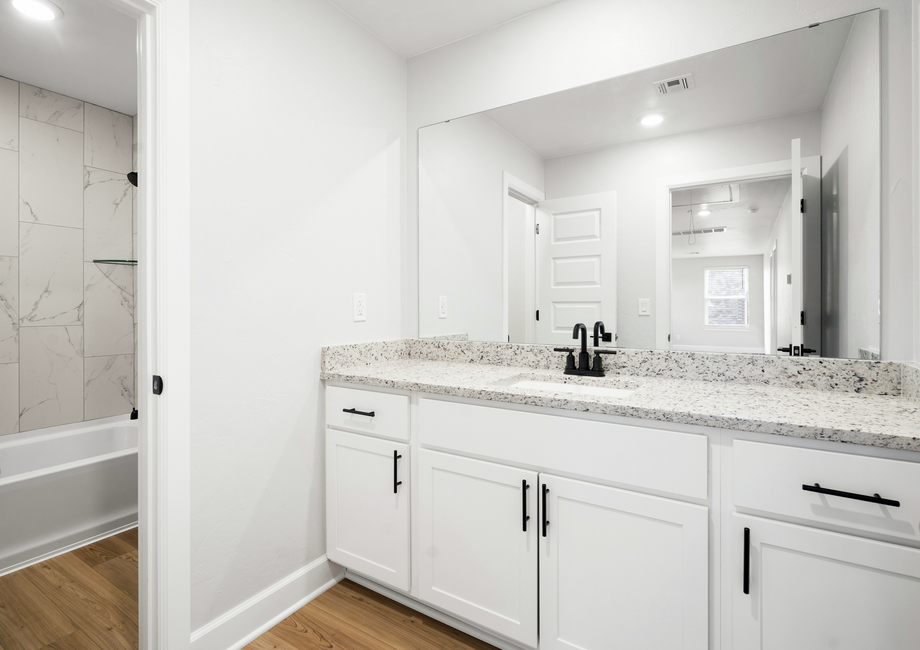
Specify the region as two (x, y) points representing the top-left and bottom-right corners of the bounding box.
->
(540, 474), (709, 650)
(418, 450), (539, 648)
(731, 514), (920, 650)
(325, 386), (410, 591)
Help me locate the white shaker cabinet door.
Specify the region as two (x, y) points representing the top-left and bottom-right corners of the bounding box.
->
(732, 513), (920, 650)
(326, 429), (410, 591)
(418, 450), (539, 648)
(540, 474), (709, 650)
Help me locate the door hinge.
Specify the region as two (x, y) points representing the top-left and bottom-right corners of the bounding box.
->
(800, 198), (805, 213)
(535, 310), (539, 321)
(801, 310), (805, 325)
(535, 223), (540, 234)
(668, 334), (671, 342)
(152, 375), (163, 395)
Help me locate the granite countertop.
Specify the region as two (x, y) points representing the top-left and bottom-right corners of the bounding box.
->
(322, 358), (920, 452)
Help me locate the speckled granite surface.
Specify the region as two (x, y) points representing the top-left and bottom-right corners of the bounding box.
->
(320, 340), (920, 452)
(902, 363), (920, 402)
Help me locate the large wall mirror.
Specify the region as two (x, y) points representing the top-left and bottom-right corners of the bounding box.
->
(418, 10), (880, 359)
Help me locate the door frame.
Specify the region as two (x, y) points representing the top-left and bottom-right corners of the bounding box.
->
(655, 159), (798, 351)
(502, 172), (544, 343)
(94, 1), (191, 648)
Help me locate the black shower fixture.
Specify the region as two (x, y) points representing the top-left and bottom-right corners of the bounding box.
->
(127, 171), (138, 187)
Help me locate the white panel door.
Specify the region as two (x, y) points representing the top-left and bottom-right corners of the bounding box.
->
(733, 513), (920, 650)
(789, 139), (804, 349)
(536, 192), (617, 345)
(419, 450), (538, 648)
(540, 474), (709, 650)
(326, 429), (410, 591)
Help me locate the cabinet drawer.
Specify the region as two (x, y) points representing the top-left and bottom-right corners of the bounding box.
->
(734, 440), (920, 542)
(326, 386), (409, 441)
(420, 398), (708, 499)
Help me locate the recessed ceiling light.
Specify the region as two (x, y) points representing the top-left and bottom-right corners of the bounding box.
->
(698, 210), (711, 216)
(12, 0), (63, 21)
(639, 114), (665, 127)
(747, 208), (759, 214)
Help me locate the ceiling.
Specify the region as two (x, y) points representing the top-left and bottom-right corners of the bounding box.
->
(0, 0), (137, 115)
(482, 15), (854, 159)
(671, 177), (792, 259)
(326, 0), (565, 58)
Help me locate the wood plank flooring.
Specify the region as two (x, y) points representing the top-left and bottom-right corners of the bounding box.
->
(0, 529), (138, 650)
(245, 580), (497, 650)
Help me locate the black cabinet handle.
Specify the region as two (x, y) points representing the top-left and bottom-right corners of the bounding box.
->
(343, 408), (375, 418)
(522, 480), (530, 532)
(542, 484), (549, 537)
(802, 483), (900, 508)
(743, 527), (750, 595)
(393, 451), (402, 494)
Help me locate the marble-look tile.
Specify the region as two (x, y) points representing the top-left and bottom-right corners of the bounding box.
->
(84, 167), (133, 261)
(0, 363), (18, 434)
(0, 257), (18, 363)
(0, 77), (17, 151)
(84, 104), (132, 173)
(19, 223), (83, 326)
(19, 84), (83, 132)
(84, 262), (133, 357)
(84, 354), (134, 420)
(19, 118), (83, 227)
(0, 148), (17, 257)
(19, 326), (83, 431)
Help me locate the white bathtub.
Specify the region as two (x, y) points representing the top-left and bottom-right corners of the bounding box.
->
(0, 415), (138, 576)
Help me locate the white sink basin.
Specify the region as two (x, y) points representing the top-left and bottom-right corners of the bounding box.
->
(509, 379), (635, 399)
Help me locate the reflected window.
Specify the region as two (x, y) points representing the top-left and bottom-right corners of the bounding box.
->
(705, 267), (749, 327)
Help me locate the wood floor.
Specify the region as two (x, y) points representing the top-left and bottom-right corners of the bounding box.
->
(0, 528), (138, 650)
(1, 536), (491, 650)
(245, 580), (496, 650)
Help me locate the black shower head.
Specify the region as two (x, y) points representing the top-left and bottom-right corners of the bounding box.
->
(127, 172), (138, 187)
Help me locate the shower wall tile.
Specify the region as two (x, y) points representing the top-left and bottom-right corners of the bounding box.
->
(0, 77), (17, 151)
(0, 257), (18, 363)
(20, 223), (83, 326)
(84, 104), (132, 174)
(84, 262), (134, 357)
(84, 354), (134, 420)
(19, 84), (83, 132)
(0, 363), (18, 434)
(19, 118), (84, 228)
(20, 326), (83, 431)
(0, 148), (17, 257)
(84, 167), (133, 261)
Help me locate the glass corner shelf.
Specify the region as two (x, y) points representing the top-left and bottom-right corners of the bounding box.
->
(92, 260), (137, 266)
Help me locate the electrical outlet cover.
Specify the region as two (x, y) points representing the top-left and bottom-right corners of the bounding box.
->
(354, 293), (367, 321)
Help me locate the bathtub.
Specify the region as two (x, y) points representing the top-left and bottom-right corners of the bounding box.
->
(0, 415), (138, 576)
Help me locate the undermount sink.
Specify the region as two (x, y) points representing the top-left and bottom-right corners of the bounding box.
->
(508, 379), (636, 399)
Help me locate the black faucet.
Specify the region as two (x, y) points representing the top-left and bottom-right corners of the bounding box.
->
(573, 323), (589, 371)
(593, 321), (606, 347)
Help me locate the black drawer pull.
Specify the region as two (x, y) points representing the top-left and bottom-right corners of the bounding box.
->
(522, 480), (530, 532)
(802, 483), (900, 508)
(743, 527), (750, 595)
(542, 484), (549, 537)
(393, 451), (402, 494)
(343, 408), (375, 418)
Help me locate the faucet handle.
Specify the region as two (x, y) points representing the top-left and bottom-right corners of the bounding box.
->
(594, 349), (617, 355)
(554, 347), (577, 371)
(553, 347), (575, 352)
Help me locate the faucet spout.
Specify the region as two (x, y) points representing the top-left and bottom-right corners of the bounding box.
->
(593, 321), (606, 347)
(572, 323), (589, 370)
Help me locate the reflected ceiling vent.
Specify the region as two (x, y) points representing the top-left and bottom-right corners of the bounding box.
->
(671, 226), (728, 236)
(655, 73), (696, 95)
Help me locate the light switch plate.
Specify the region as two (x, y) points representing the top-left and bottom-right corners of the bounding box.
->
(354, 293), (366, 321)
(439, 296), (448, 319)
(639, 298), (650, 316)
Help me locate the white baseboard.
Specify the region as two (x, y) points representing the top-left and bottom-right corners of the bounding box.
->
(0, 517), (138, 578)
(346, 571), (529, 650)
(190, 555), (345, 650)
(672, 344), (765, 354)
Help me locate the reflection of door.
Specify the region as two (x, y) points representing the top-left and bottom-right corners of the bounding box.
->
(789, 139), (822, 355)
(770, 242), (778, 355)
(535, 192), (617, 346)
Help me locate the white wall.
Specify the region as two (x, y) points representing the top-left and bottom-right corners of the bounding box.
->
(406, 0), (915, 362)
(544, 111), (821, 350)
(821, 11), (881, 359)
(189, 0), (406, 632)
(671, 255), (765, 353)
(418, 114), (543, 341)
